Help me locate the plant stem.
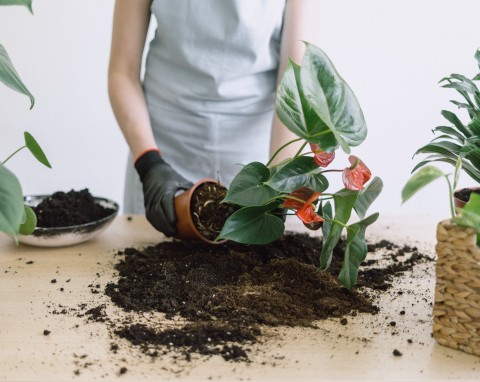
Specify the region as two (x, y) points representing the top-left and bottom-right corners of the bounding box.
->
(266, 137), (302, 167)
(322, 216), (348, 228)
(2, 146), (26, 165)
(445, 175), (455, 219)
(293, 141), (309, 159)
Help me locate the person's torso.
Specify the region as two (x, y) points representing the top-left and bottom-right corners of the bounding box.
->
(144, 0), (286, 115)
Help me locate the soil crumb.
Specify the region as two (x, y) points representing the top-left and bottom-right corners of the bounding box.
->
(33, 189), (115, 227)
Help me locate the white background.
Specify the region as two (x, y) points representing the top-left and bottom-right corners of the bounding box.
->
(1, 0), (479, 221)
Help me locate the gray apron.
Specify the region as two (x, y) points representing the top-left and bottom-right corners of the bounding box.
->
(124, 0), (286, 213)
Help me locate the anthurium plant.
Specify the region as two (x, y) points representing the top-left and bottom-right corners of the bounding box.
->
(0, 0), (51, 243)
(217, 43), (383, 289)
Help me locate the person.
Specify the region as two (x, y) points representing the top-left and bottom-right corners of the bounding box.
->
(108, 0), (320, 237)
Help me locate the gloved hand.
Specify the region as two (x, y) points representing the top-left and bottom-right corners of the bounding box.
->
(135, 150), (193, 236)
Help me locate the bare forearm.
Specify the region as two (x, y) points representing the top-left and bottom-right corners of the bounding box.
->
(108, 73), (157, 159)
(269, 0), (321, 165)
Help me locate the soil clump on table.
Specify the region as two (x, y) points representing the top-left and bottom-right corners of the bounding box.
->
(33, 189), (115, 227)
(103, 232), (433, 362)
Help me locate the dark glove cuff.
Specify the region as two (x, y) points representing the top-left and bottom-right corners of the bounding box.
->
(134, 150), (165, 182)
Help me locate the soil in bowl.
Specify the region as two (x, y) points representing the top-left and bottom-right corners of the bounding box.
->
(33, 189), (115, 227)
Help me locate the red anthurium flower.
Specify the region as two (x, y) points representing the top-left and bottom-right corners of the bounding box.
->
(282, 187), (323, 230)
(342, 155), (372, 191)
(310, 143), (335, 168)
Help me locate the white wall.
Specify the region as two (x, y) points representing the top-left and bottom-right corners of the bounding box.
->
(1, 0), (479, 220)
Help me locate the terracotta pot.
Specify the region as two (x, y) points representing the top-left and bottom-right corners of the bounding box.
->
(453, 187), (480, 210)
(174, 178), (227, 244)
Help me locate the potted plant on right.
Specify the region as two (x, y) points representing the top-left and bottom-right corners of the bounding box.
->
(412, 48), (480, 209)
(402, 49), (480, 357)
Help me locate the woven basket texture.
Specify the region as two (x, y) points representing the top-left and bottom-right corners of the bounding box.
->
(433, 220), (480, 357)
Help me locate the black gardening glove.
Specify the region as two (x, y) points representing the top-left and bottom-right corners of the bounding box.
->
(135, 150), (193, 236)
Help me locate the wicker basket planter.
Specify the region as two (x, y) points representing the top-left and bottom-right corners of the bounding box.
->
(433, 220), (480, 356)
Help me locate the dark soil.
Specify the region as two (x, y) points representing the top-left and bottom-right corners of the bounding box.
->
(454, 187), (480, 203)
(33, 189), (115, 227)
(103, 232), (433, 362)
(190, 182), (236, 241)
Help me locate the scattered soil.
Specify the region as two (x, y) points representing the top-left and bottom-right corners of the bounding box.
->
(190, 182), (236, 241)
(33, 189), (115, 227)
(102, 232), (433, 362)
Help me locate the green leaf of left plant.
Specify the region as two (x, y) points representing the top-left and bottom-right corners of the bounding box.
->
(0, 163), (24, 243)
(0, 0), (33, 13)
(19, 204), (36, 235)
(217, 202), (284, 244)
(0, 43), (34, 109)
(24, 132), (51, 168)
(339, 213), (379, 289)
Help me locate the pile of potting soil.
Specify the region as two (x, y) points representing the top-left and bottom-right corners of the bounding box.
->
(33, 189), (115, 227)
(99, 232), (433, 362)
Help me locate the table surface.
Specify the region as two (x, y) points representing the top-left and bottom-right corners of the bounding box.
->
(1, 214), (479, 382)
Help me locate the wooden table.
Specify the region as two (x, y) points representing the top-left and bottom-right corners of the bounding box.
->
(1, 215), (479, 381)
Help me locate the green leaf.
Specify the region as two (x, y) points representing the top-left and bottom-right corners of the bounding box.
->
(0, 0), (33, 13)
(468, 117), (480, 136)
(415, 141), (462, 158)
(24, 132), (51, 168)
(266, 156), (329, 193)
(19, 204), (36, 235)
(0, 163), (24, 243)
(320, 201), (333, 248)
(475, 49), (480, 70)
(354, 177), (383, 219)
(339, 213), (379, 289)
(300, 43), (367, 153)
(441, 110), (471, 137)
(0, 44), (34, 109)
(320, 189), (359, 269)
(223, 162), (279, 207)
(276, 59), (338, 152)
(443, 74), (479, 94)
(412, 156), (480, 184)
(401, 166), (445, 203)
(217, 202), (285, 244)
(432, 125), (466, 142)
(453, 193), (480, 229)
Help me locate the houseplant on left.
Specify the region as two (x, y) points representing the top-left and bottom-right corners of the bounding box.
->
(0, 0), (51, 243)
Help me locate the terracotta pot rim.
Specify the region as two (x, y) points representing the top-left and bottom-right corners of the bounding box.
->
(174, 178), (227, 245)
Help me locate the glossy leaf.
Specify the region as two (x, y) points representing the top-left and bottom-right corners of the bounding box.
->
(320, 189), (358, 269)
(468, 117), (480, 136)
(401, 166), (445, 203)
(217, 203), (284, 244)
(266, 156), (329, 193)
(412, 156), (480, 184)
(415, 141), (462, 158)
(0, 44), (34, 109)
(475, 49), (480, 69)
(0, 164), (24, 242)
(432, 125), (466, 142)
(320, 201), (333, 250)
(276, 59), (338, 152)
(339, 213), (379, 289)
(223, 162), (278, 207)
(300, 43), (367, 153)
(354, 176), (383, 219)
(0, 0), (33, 12)
(24, 132), (51, 168)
